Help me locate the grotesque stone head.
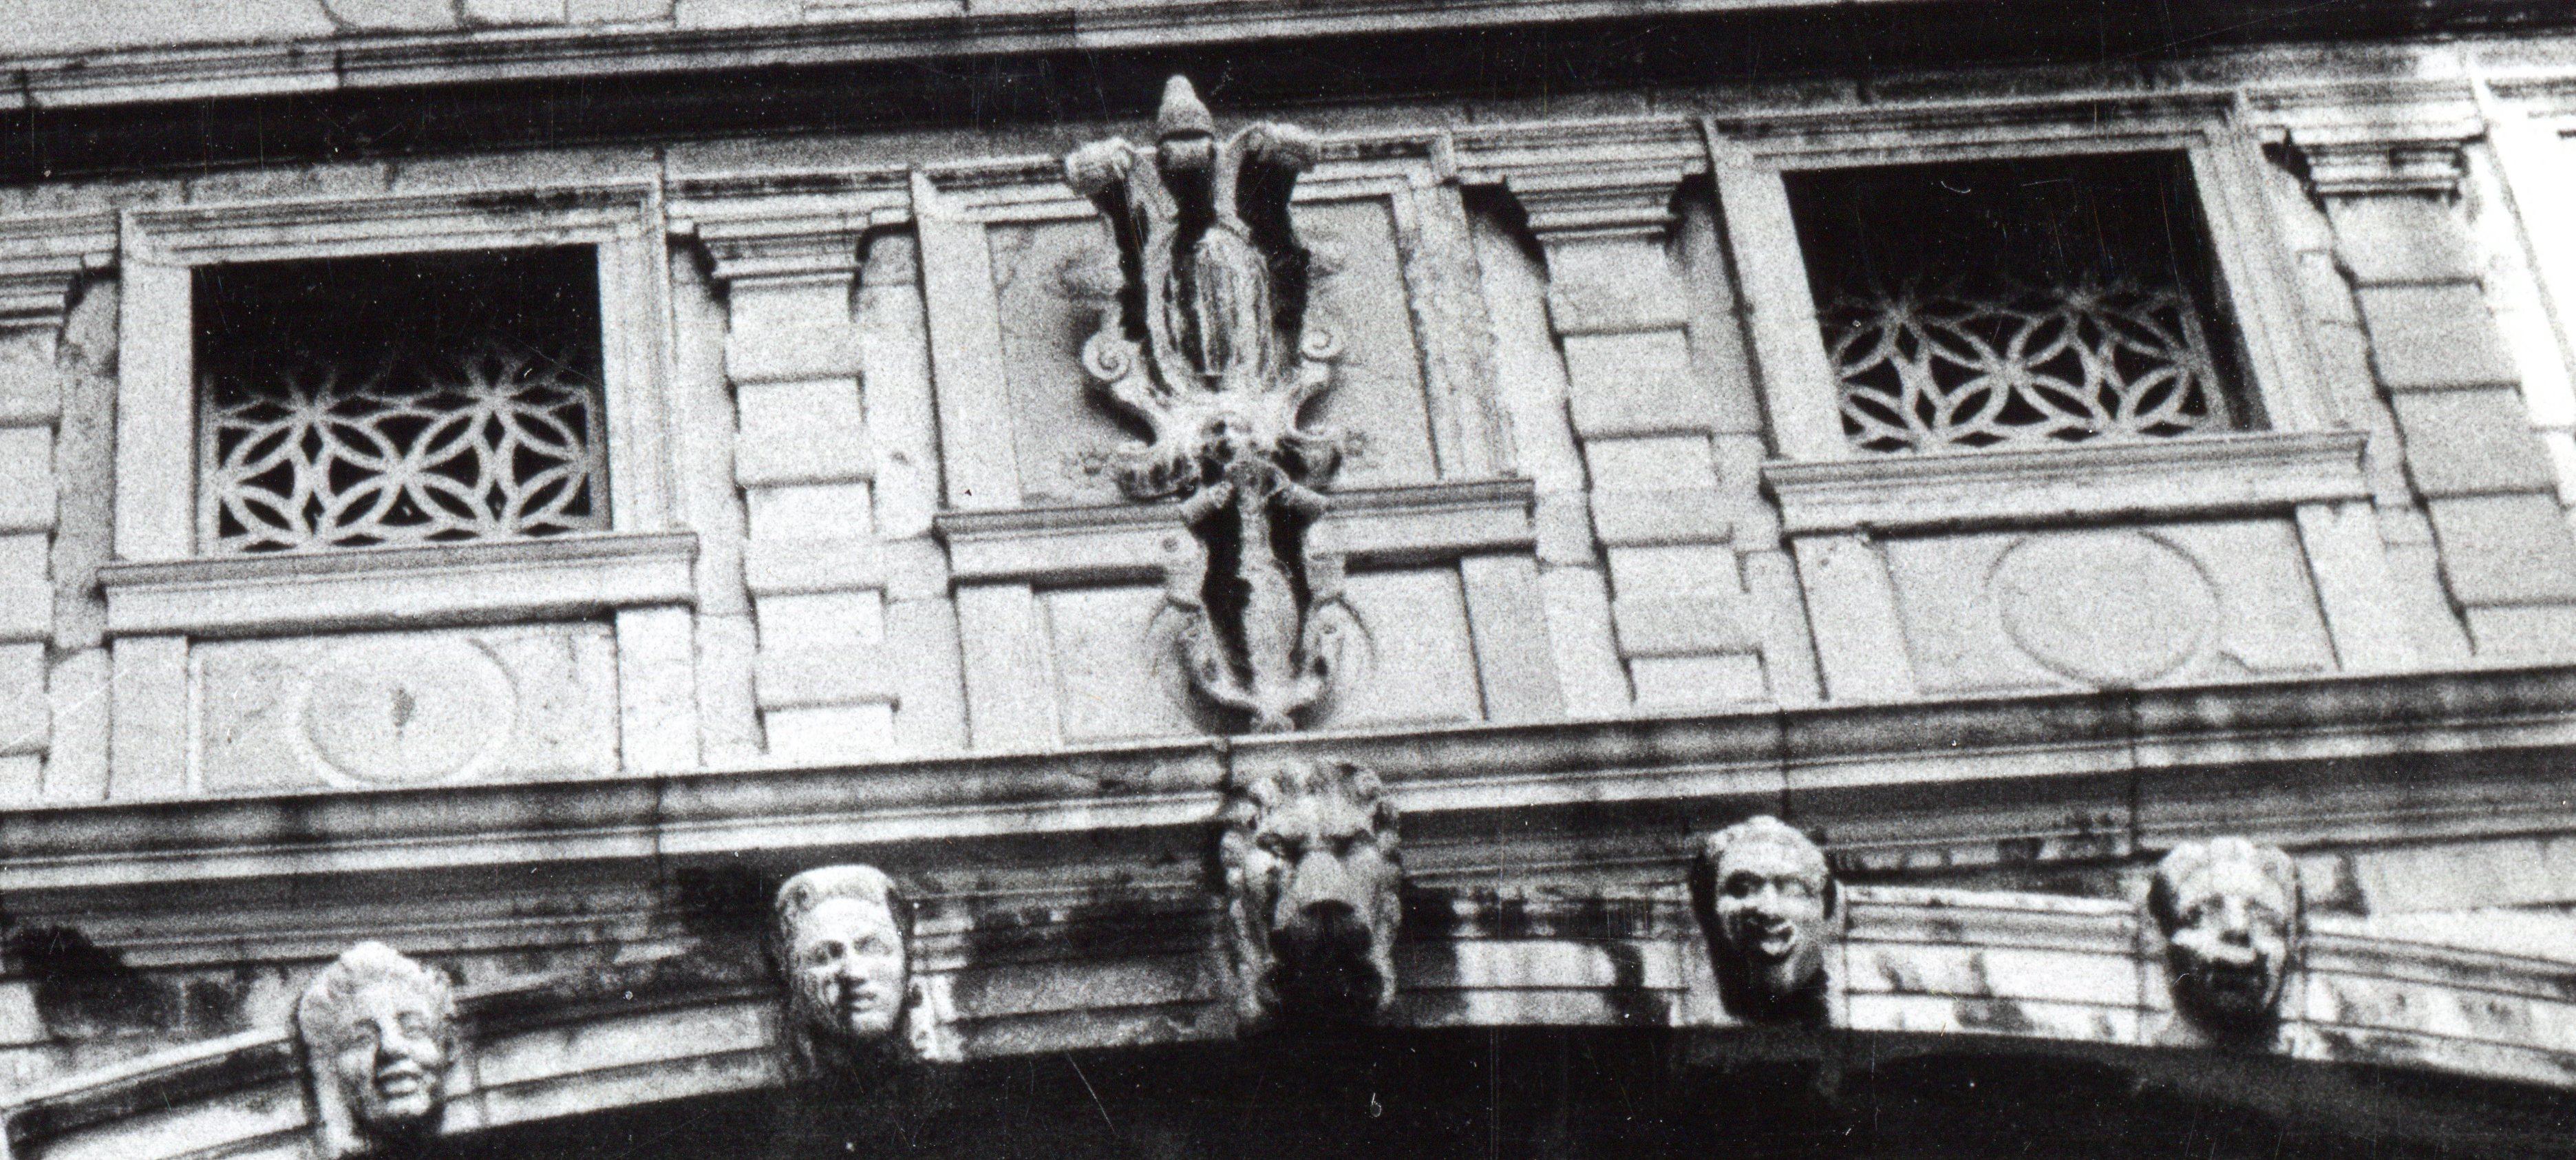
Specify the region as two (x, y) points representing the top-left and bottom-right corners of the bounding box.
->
(2149, 837), (2298, 1033)
(1217, 756), (1402, 1030)
(295, 942), (457, 1158)
(1690, 816), (1838, 1022)
(775, 865), (915, 1071)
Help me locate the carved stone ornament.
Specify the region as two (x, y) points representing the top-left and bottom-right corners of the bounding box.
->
(2149, 836), (2299, 1035)
(774, 865), (921, 1079)
(1688, 816), (1838, 1022)
(1216, 755), (1402, 1029)
(294, 941), (458, 1159)
(1065, 76), (1350, 733)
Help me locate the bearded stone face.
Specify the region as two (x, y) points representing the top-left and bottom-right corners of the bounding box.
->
(1692, 817), (1837, 1021)
(2152, 839), (2297, 1031)
(788, 896), (910, 1044)
(1220, 758), (1402, 1029)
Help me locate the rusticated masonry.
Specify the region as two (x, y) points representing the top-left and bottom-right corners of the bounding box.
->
(1063, 76), (1349, 733)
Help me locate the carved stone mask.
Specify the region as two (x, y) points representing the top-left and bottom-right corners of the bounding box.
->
(1690, 817), (1837, 1020)
(296, 942), (456, 1157)
(1217, 757), (1401, 1029)
(2150, 838), (2297, 1031)
(776, 866), (913, 1052)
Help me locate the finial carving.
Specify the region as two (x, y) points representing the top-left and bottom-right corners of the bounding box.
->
(2149, 837), (2298, 1037)
(1216, 755), (1402, 1030)
(1688, 816), (1838, 1023)
(295, 942), (458, 1158)
(1065, 76), (1349, 733)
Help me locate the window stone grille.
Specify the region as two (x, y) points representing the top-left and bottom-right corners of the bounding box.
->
(1789, 154), (2252, 454)
(195, 249), (608, 554)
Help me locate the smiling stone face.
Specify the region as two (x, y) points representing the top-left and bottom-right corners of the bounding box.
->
(1691, 817), (1837, 1021)
(296, 942), (456, 1158)
(2151, 838), (2297, 1033)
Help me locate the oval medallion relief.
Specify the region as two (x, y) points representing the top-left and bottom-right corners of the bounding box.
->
(1989, 531), (2217, 688)
(295, 637), (515, 786)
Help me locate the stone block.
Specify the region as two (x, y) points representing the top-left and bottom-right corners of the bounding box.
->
(326, 0), (459, 30)
(1582, 434), (1714, 494)
(1541, 241), (1688, 335)
(757, 590), (886, 647)
(743, 535), (884, 596)
(0, 753), (34, 804)
(1612, 593), (1758, 657)
(0, 532), (47, 643)
(1590, 488), (1731, 547)
(1630, 654), (1766, 709)
(2425, 494), (2576, 606)
(2326, 195), (2482, 285)
(0, 425), (54, 533)
(0, 642), (43, 757)
(1604, 543), (1738, 599)
(885, 596), (967, 752)
(0, 332), (58, 426)
(1560, 330), (1705, 439)
(1333, 568), (1484, 729)
(765, 704), (896, 763)
(2462, 604), (2576, 663)
(1537, 564), (1630, 718)
(615, 607), (699, 773)
(0, 980), (37, 1046)
(694, 612), (762, 764)
(43, 646), (106, 802)
(746, 481), (873, 543)
(1532, 492), (1597, 565)
(2355, 284), (2520, 391)
(674, 0), (796, 25)
(2386, 388), (2559, 498)
(2294, 251), (2359, 324)
(570, 0), (670, 18)
(464, 0), (567, 21)
(734, 379), (873, 487)
(756, 643), (900, 710)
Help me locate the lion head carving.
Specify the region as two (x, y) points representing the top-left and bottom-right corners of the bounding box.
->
(1216, 755), (1402, 1030)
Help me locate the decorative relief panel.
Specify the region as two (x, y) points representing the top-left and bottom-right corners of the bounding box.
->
(990, 193), (1439, 505)
(1880, 520), (2334, 693)
(194, 622), (618, 791)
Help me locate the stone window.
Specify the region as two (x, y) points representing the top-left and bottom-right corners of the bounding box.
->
(195, 248), (610, 553)
(1785, 153), (2255, 454)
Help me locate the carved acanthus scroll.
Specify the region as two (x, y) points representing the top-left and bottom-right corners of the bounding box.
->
(1065, 76), (1350, 733)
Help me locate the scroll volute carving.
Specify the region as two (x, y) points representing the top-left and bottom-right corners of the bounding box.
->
(1217, 755), (1403, 1030)
(2149, 837), (2299, 1037)
(295, 942), (458, 1159)
(1689, 816), (1838, 1023)
(1065, 76), (1351, 734)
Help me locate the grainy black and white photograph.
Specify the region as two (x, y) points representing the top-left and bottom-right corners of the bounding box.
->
(0, 0), (2573, 1155)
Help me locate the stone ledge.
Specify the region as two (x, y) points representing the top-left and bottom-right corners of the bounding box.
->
(96, 531), (699, 637)
(936, 478), (1537, 584)
(10, 664), (2576, 894)
(1763, 431), (2371, 536)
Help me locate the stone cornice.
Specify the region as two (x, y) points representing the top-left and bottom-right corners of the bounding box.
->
(670, 167), (912, 282)
(0, 214), (116, 326)
(7, 662), (2576, 895)
(1762, 432), (2372, 536)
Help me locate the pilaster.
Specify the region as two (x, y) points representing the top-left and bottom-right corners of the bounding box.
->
(2295, 127), (2576, 661)
(0, 218), (114, 803)
(1476, 126), (1809, 710)
(688, 178), (957, 761)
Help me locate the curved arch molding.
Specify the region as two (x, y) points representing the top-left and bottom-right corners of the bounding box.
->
(4, 885), (2571, 1160)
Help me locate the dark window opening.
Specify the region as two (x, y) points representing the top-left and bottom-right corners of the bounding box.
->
(194, 246), (608, 553)
(1786, 153), (2257, 454)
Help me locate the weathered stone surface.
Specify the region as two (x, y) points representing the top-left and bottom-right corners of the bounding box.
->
(2354, 283), (2521, 391)
(194, 624), (619, 790)
(2326, 194), (2484, 286)
(2385, 388), (2559, 498)
(2423, 493), (2576, 606)
(1, 0), (336, 54)
(0, 424), (56, 534)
